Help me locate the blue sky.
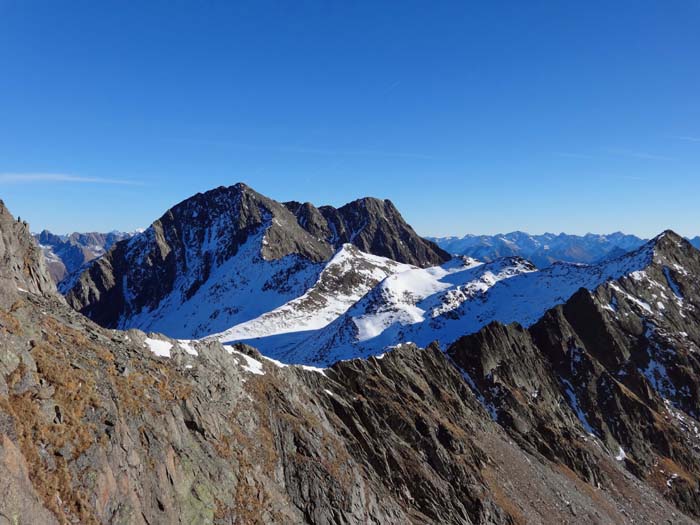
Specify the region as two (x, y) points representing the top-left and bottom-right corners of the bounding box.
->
(1, 1), (699, 237)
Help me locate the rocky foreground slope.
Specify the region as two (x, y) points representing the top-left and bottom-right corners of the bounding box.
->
(2, 200), (700, 523)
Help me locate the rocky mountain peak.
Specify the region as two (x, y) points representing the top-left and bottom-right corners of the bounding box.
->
(36, 229), (63, 245)
(284, 194), (450, 267)
(650, 229), (692, 255)
(0, 200), (58, 304)
(65, 184), (451, 334)
(317, 196), (450, 267)
(162, 183), (333, 263)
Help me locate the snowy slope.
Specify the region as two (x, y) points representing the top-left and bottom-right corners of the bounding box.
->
(226, 255), (533, 363)
(214, 244), (414, 342)
(250, 241), (659, 365)
(118, 227), (325, 338)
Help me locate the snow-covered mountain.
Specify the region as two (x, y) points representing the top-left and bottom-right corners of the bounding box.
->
(65, 183), (449, 337)
(62, 184), (700, 372)
(226, 233), (690, 366)
(428, 231), (647, 267)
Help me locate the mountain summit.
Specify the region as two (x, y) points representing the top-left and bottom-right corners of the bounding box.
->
(65, 184), (448, 336)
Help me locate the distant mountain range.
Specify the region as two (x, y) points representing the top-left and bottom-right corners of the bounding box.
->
(39, 227), (699, 294)
(33, 229), (137, 291)
(428, 232), (700, 267)
(429, 232), (646, 266)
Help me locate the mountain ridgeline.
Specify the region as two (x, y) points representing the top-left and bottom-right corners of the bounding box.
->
(2, 189), (700, 523)
(429, 231), (663, 267)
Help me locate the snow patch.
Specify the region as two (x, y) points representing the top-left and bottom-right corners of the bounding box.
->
(144, 338), (173, 358)
(228, 349), (265, 375)
(177, 340), (198, 356)
(561, 378), (595, 435)
(300, 365), (327, 376)
(663, 267), (684, 303)
(615, 447), (627, 461)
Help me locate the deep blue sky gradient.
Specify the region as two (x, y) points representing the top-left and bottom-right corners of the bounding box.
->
(1, 1), (699, 236)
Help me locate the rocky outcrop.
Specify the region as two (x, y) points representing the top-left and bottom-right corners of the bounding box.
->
(0, 200), (57, 306)
(286, 197), (450, 267)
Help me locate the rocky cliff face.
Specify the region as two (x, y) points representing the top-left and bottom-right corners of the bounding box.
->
(2, 202), (700, 523)
(0, 200), (57, 306)
(286, 197), (450, 267)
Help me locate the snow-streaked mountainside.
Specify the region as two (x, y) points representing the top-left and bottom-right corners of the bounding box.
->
(123, 233), (414, 339)
(65, 183), (448, 337)
(117, 226), (326, 337)
(428, 231), (647, 267)
(225, 235), (684, 366)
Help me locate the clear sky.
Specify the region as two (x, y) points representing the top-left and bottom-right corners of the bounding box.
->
(1, 1), (699, 237)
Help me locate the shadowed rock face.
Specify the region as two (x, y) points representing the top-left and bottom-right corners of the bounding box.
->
(286, 197), (451, 268)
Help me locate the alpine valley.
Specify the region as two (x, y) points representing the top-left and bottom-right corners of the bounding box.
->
(2, 184), (700, 524)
